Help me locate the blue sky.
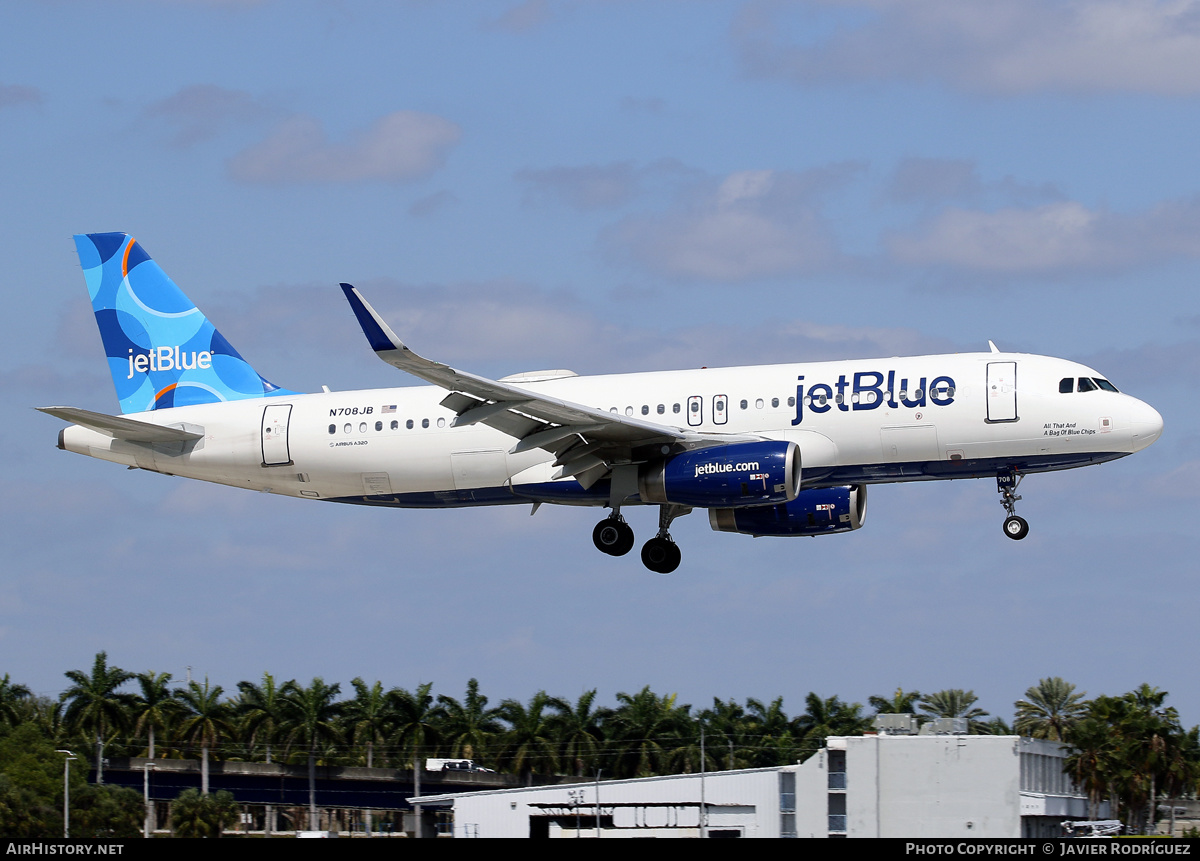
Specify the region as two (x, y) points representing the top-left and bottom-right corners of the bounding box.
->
(2, 0), (1197, 729)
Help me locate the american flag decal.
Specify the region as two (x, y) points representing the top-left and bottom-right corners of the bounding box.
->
(381, 405), (396, 414)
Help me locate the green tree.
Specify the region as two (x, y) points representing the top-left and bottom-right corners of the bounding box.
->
(390, 682), (441, 771)
(0, 674), (31, 731)
(793, 693), (871, 757)
(869, 687), (922, 716)
(236, 672), (291, 764)
(61, 652), (136, 784)
(603, 686), (692, 778)
(1014, 677), (1086, 741)
(344, 678), (394, 769)
(170, 788), (239, 838)
(744, 696), (796, 767)
(131, 671), (178, 759)
(548, 689), (609, 777)
(281, 677), (343, 831)
(176, 679), (232, 796)
(0, 723), (75, 837)
(919, 689), (989, 729)
(436, 679), (502, 765)
(497, 691), (559, 782)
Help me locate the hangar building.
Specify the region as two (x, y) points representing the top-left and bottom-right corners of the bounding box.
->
(415, 733), (1095, 838)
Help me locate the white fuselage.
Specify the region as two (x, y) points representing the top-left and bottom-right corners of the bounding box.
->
(57, 351), (1163, 509)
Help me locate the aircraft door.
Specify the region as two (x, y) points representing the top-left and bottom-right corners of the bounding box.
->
(986, 362), (1018, 423)
(713, 394), (728, 425)
(261, 404), (293, 466)
(687, 395), (703, 427)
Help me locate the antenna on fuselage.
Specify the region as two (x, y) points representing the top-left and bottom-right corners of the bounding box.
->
(988, 340), (1000, 353)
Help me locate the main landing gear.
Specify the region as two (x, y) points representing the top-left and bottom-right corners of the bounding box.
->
(592, 514), (635, 557)
(592, 505), (689, 573)
(997, 470), (1029, 540)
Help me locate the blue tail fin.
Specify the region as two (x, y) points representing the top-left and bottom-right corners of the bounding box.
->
(75, 232), (296, 414)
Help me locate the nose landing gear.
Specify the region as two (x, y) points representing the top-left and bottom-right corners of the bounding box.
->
(997, 470), (1029, 540)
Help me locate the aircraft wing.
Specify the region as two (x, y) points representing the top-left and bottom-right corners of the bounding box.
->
(340, 284), (753, 485)
(37, 406), (204, 443)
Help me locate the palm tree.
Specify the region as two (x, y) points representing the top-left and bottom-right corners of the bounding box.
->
(61, 652), (136, 784)
(496, 691), (559, 782)
(547, 689), (609, 777)
(0, 674), (31, 730)
(919, 689), (989, 729)
(793, 693), (871, 757)
(281, 678), (343, 831)
(236, 672), (290, 764)
(436, 679), (502, 765)
(869, 687), (922, 715)
(130, 672), (177, 759)
(390, 682), (441, 770)
(343, 678), (394, 769)
(745, 696), (795, 767)
(699, 698), (751, 771)
(175, 679), (232, 795)
(603, 686), (692, 778)
(1014, 677), (1086, 741)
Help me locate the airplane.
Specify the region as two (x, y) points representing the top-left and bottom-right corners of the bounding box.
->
(40, 233), (1164, 574)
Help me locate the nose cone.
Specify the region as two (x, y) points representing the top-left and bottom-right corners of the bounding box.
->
(1129, 398), (1163, 451)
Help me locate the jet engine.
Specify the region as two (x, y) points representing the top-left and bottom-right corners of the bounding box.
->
(639, 440), (801, 508)
(708, 484), (867, 536)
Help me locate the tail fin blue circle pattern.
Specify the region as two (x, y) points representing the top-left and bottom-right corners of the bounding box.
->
(75, 233), (296, 414)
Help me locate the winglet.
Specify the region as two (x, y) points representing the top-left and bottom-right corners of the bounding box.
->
(988, 340), (1000, 353)
(339, 283), (406, 354)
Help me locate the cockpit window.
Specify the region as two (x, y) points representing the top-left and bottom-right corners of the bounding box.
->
(1059, 378), (1073, 394)
(1077, 377), (1098, 393)
(1093, 378), (1119, 392)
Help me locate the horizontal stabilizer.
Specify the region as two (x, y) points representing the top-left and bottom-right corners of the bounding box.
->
(37, 406), (204, 443)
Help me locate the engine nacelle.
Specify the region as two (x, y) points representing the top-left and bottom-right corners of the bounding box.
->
(639, 441), (801, 508)
(708, 485), (867, 536)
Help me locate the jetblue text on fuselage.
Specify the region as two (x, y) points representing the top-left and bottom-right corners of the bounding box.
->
(126, 347), (213, 379)
(694, 460), (760, 478)
(792, 370), (956, 425)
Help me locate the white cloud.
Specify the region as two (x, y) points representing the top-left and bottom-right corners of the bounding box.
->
(228, 110), (461, 184)
(736, 0), (1200, 94)
(143, 84), (268, 148)
(888, 196), (1200, 272)
(603, 165), (862, 281)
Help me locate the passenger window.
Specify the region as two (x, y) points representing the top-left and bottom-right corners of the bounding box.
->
(690, 401), (699, 413)
(359, 422), (367, 433)
(375, 421), (383, 431)
(437, 417), (446, 428)
(391, 420), (399, 430)
(657, 404), (665, 414)
(625, 406), (633, 416)
(771, 397), (779, 408)
(674, 403), (681, 414)
(739, 399), (748, 410)
(328, 424), (336, 434)
(788, 397), (795, 407)
(422, 418), (430, 428)
(756, 398), (764, 409)
(1059, 378), (1073, 393)
(406, 419), (414, 429)
(344, 423), (352, 434)
(1077, 378), (1097, 393)
(641, 405), (649, 415)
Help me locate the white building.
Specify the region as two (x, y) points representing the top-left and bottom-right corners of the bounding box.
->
(414, 734), (1097, 838)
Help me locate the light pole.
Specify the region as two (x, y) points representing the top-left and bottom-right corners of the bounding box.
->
(141, 761), (155, 838)
(56, 750), (76, 838)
